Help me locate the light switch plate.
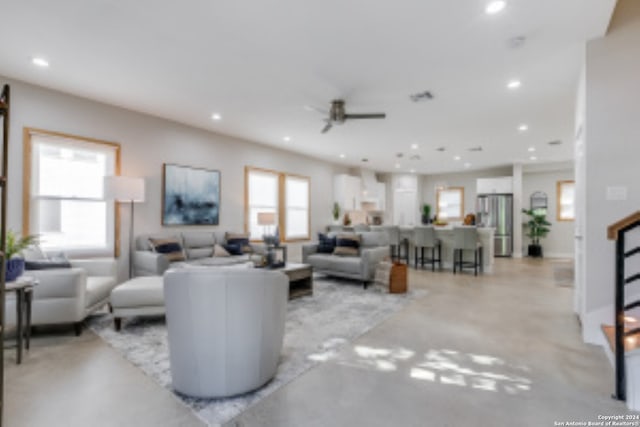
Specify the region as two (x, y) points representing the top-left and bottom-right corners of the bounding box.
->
(606, 186), (627, 201)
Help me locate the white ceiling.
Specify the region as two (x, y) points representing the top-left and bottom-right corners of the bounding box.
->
(0, 0), (616, 174)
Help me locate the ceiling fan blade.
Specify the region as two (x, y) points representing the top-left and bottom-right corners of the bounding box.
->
(304, 105), (328, 115)
(344, 113), (386, 120)
(321, 121), (333, 133)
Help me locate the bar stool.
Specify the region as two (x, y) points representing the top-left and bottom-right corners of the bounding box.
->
(452, 227), (483, 276)
(381, 226), (408, 263)
(412, 226), (442, 271)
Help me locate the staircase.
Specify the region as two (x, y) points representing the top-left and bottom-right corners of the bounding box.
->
(604, 211), (640, 409)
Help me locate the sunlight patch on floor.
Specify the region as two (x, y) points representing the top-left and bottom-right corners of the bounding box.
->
(330, 344), (532, 395)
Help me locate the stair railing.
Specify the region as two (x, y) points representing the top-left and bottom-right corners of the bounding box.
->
(607, 211), (640, 401)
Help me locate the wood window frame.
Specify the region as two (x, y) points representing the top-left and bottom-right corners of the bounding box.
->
(556, 180), (575, 222)
(244, 166), (311, 243)
(436, 186), (465, 221)
(23, 127), (121, 257)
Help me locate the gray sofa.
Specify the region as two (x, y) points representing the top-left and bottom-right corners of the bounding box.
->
(302, 231), (390, 287)
(133, 231), (264, 276)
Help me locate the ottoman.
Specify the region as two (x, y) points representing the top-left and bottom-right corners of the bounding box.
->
(110, 276), (164, 330)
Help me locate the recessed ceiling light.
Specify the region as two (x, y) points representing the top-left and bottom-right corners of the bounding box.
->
(454, 156), (461, 161)
(530, 156), (537, 161)
(411, 143), (419, 150)
(339, 153), (346, 159)
(395, 163), (401, 169)
(283, 136), (291, 142)
(528, 147), (536, 152)
(464, 162), (471, 168)
(485, 1), (506, 15)
(211, 113), (222, 121)
(410, 169), (416, 173)
(518, 124), (529, 132)
(507, 80), (521, 89)
(31, 57), (49, 68)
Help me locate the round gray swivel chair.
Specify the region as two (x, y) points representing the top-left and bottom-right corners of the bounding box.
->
(164, 268), (288, 398)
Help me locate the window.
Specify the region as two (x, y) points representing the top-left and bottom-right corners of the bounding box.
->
(245, 167), (310, 241)
(24, 128), (120, 257)
(436, 187), (464, 221)
(246, 168), (279, 240)
(557, 180), (575, 221)
(284, 175), (309, 240)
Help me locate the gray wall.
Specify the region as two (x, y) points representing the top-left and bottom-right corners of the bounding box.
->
(3, 77), (345, 277)
(522, 169), (575, 257)
(585, 0), (640, 315)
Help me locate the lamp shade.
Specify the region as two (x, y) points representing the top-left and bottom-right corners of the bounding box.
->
(104, 176), (145, 202)
(257, 212), (276, 226)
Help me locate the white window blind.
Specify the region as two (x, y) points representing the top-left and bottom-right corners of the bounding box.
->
(285, 175), (309, 240)
(557, 181), (575, 221)
(29, 132), (118, 256)
(437, 187), (464, 220)
(247, 169), (279, 240)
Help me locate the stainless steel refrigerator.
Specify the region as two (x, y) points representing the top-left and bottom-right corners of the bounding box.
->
(476, 194), (513, 257)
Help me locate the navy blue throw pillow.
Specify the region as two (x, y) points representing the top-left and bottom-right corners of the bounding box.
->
(25, 260), (72, 270)
(223, 243), (244, 256)
(317, 233), (336, 254)
(227, 238), (252, 254)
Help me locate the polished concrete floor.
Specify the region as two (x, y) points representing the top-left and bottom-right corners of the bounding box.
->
(4, 258), (630, 426)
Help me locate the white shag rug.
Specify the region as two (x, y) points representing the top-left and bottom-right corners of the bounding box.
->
(89, 277), (425, 426)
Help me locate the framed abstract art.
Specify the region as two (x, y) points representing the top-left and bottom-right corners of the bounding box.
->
(162, 163), (220, 225)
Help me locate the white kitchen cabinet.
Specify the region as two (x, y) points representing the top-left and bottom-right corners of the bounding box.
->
(334, 174), (362, 211)
(477, 176), (513, 194)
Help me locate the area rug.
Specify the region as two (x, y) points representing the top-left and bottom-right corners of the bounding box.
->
(89, 277), (425, 426)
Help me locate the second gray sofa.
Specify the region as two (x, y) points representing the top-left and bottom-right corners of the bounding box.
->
(302, 231), (389, 287)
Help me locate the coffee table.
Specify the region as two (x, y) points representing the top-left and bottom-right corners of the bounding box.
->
(279, 263), (313, 299)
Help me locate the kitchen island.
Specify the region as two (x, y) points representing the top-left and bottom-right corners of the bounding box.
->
(400, 226), (495, 272)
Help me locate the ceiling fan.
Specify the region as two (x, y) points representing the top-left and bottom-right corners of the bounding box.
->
(309, 99), (386, 134)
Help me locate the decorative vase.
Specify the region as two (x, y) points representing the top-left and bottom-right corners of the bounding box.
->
(6, 258), (25, 282)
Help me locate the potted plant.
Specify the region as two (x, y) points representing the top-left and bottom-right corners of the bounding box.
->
(4, 230), (39, 281)
(332, 202), (341, 224)
(421, 204), (432, 225)
(522, 209), (551, 257)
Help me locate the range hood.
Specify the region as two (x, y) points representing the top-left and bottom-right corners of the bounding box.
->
(360, 169), (380, 200)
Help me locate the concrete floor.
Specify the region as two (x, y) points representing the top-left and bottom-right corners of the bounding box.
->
(4, 258), (630, 426)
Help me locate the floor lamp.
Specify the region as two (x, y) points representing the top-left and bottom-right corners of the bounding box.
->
(104, 176), (145, 278)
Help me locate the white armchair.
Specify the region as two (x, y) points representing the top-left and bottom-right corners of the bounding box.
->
(5, 258), (118, 335)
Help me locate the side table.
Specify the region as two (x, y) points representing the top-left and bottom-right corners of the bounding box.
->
(5, 276), (38, 364)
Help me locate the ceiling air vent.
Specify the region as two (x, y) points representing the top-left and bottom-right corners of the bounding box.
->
(396, 152), (404, 158)
(436, 147), (446, 152)
(468, 146), (483, 152)
(410, 154), (421, 161)
(548, 140), (562, 146)
(409, 91), (434, 103)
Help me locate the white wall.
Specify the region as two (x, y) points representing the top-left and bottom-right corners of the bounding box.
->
(522, 168), (575, 258)
(421, 166), (513, 221)
(3, 77), (345, 277)
(582, 0), (640, 343)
